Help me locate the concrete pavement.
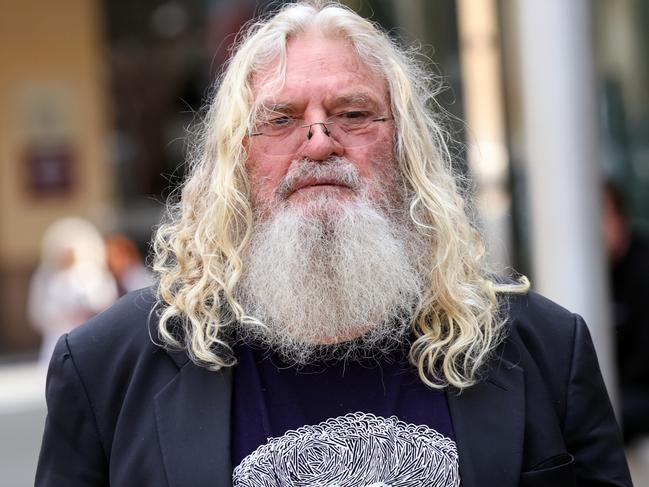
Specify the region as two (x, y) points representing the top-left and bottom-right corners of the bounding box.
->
(0, 362), (46, 487)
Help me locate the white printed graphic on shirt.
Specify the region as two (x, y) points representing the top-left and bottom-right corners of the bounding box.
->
(233, 412), (460, 487)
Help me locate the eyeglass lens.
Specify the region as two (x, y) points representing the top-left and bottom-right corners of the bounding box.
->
(251, 118), (387, 156)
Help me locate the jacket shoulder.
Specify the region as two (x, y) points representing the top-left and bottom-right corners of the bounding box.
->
(51, 287), (180, 455)
(61, 286), (179, 419)
(66, 286), (161, 364)
(501, 290), (581, 359)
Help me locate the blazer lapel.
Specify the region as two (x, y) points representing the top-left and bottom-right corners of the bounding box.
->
(448, 353), (525, 487)
(154, 350), (233, 487)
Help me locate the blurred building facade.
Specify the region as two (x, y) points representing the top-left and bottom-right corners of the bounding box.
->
(0, 0), (114, 357)
(0, 0), (647, 367)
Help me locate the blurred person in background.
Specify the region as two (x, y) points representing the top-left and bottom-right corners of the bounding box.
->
(105, 233), (154, 296)
(28, 218), (118, 368)
(36, 2), (631, 486)
(603, 181), (649, 445)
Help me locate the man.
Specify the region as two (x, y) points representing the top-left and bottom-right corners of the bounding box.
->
(603, 181), (649, 445)
(36, 2), (631, 486)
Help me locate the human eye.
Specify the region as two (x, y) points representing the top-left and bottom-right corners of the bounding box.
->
(332, 110), (374, 129)
(337, 110), (372, 120)
(257, 114), (296, 135)
(268, 115), (293, 127)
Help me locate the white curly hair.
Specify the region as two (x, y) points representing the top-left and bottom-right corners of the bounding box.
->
(152, 0), (528, 389)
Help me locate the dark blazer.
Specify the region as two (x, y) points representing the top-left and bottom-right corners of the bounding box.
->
(36, 288), (632, 486)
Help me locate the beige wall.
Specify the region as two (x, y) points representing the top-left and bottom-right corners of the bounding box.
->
(0, 0), (114, 350)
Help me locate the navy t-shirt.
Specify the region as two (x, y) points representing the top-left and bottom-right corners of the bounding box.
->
(231, 340), (460, 486)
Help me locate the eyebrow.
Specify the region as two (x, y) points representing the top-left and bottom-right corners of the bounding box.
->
(260, 102), (298, 114)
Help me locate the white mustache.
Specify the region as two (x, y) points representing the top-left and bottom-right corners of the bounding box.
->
(276, 157), (362, 199)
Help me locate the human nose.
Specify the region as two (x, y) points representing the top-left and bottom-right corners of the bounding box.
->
(297, 122), (344, 161)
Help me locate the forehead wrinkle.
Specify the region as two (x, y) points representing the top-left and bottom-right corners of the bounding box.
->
(252, 36), (391, 115)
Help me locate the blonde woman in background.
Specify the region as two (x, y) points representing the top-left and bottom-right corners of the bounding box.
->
(28, 218), (118, 368)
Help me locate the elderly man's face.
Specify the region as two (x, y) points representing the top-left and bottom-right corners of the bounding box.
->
(246, 31), (396, 217)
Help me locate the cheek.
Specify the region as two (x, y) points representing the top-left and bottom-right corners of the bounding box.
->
(349, 138), (397, 184)
(345, 147), (382, 179)
(246, 155), (291, 206)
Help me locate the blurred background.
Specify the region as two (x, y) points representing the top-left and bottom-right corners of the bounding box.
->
(1, 0), (648, 485)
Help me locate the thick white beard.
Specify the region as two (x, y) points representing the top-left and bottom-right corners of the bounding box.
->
(235, 191), (426, 365)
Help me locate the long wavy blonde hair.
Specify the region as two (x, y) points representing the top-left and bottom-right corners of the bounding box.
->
(152, 0), (528, 390)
